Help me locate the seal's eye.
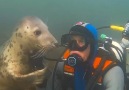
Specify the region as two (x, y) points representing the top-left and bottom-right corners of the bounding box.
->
(34, 30), (41, 36)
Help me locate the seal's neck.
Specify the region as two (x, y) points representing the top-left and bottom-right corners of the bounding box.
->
(3, 37), (31, 63)
(3, 39), (33, 74)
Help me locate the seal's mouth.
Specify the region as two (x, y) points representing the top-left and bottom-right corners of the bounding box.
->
(30, 46), (53, 71)
(31, 43), (59, 59)
(30, 56), (45, 70)
(30, 46), (53, 59)
(30, 43), (60, 70)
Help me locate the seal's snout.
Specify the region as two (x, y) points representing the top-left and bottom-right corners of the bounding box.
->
(50, 42), (59, 48)
(49, 36), (58, 47)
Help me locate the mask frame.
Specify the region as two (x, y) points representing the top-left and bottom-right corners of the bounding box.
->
(61, 33), (91, 51)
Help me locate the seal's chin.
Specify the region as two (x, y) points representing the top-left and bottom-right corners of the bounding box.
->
(28, 49), (44, 71)
(29, 43), (59, 70)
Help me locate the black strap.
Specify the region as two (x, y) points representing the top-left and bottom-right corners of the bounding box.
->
(87, 48), (110, 90)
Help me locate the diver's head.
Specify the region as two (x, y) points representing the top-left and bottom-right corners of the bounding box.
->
(61, 22), (98, 61)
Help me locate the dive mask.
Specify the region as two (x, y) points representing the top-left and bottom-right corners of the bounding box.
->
(61, 33), (90, 51)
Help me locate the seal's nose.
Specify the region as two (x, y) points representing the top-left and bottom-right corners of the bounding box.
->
(49, 42), (59, 48)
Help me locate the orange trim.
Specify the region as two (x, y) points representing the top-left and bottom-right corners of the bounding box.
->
(93, 57), (117, 83)
(64, 65), (74, 73)
(62, 49), (70, 60)
(93, 57), (101, 69)
(93, 57), (113, 71)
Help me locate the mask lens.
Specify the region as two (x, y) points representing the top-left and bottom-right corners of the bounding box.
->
(71, 35), (86, 48)
(61, 34), (89, 51)
(61, 34), (71, 46)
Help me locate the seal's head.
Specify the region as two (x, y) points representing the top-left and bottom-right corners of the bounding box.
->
(12, 16), (57, 56)
(2, 16), (58, 74)
(0, 16), (57, 90)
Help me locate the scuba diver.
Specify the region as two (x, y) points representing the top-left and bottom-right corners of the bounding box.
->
(44, 21), (129, 90)
(58, 22), (124, 90)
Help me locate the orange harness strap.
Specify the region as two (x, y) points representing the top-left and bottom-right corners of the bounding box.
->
(93, 57), (113, 71)
(64, 65), (74, 73)
(64, 57), (115, 74)
(93, 57), (116, 83)
(63, 54), (117, 83)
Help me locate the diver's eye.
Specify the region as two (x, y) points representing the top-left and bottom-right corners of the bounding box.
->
(34, 30), (41, 36)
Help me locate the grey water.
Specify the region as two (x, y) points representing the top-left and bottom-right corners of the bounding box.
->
(0, 0), (129, 45)
(0, 0), (129, 89)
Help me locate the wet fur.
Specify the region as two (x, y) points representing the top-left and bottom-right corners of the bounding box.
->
(0, 16), (57, 90)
